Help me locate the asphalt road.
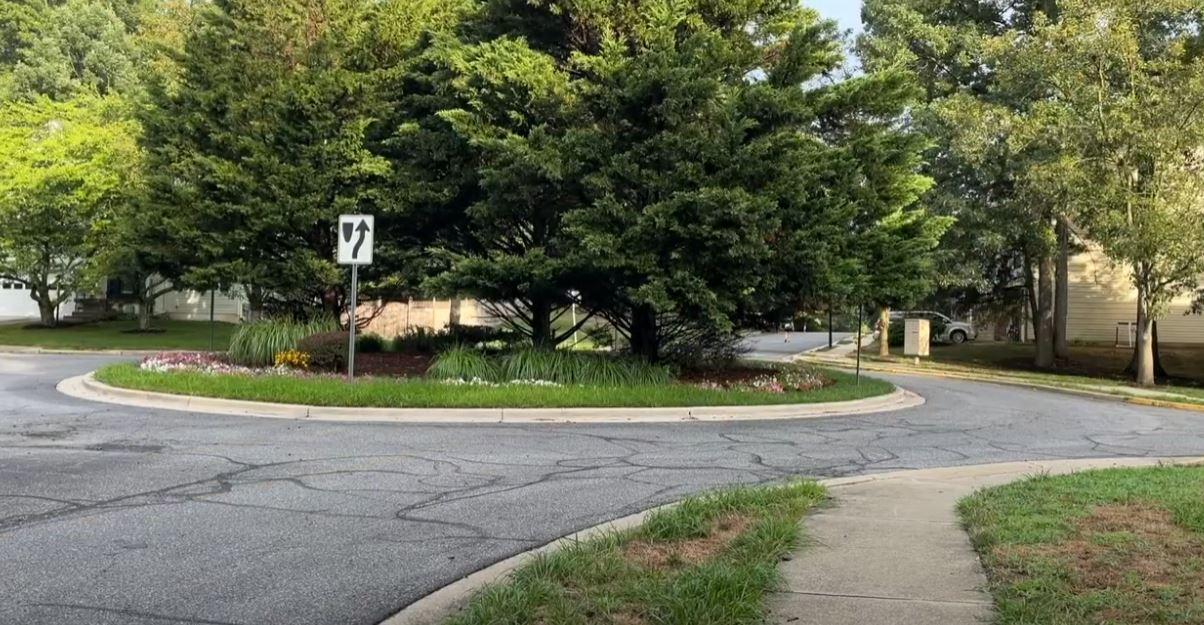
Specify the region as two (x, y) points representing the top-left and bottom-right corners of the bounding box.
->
(3, 353), (1204, 625)
(741, 331), (852, 361)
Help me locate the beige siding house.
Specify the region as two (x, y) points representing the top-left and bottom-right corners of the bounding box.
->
(1066, 248), (1204, 345)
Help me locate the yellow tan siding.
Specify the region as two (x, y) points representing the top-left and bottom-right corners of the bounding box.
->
(1067, 248), (1204, 344)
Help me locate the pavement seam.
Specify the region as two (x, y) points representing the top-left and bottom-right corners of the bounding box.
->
(773, 590), (993, 607)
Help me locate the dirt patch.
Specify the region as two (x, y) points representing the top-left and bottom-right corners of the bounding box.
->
(353, 353), (432, 378)
(624, 514), (751, 571)
(677, 367), (772, 386)
(993, 503), (1204, 623)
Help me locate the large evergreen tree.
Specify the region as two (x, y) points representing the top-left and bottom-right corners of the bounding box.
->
(393, 0), (940, 360)
(143, 0), (394, 319)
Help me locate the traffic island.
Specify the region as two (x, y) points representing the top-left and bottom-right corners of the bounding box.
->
(59, 366), (919, 424)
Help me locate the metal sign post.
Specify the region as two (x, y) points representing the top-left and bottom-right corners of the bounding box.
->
(347, 265), (358, 378)
(337, 215), (374, 379)
(855, 304), (863, 386)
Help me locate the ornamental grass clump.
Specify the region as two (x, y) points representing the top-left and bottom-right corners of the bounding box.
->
(428, 347), (671, 386)
(227, 317), (338, 367)
(426, 345), (500, 381)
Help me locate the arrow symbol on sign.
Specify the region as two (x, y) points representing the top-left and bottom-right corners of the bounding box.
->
(352, 220), (370, 259)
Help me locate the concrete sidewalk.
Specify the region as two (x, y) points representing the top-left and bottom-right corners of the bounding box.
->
(769, 457), (1204, 625)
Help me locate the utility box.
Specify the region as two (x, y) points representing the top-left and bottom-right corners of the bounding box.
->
(904, 318), (930, 357)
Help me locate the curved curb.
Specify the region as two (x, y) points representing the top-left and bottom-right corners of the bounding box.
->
(802, 357), (1204, 414)
(0, 345), (165, 356)
(381, 455), (1204, 625)
(57, 373), (924, 425)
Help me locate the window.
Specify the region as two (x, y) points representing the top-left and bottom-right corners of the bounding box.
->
(1, 282), (10, 290)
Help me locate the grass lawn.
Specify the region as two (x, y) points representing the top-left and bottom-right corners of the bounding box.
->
(445, 481), (826, 625)
(0, 319), (235, 351)
(960, 465), (1204, 625)
(93, 364), (894, 409)
(859, 341), (1204, 406)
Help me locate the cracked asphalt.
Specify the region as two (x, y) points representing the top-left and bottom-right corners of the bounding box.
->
(2, 352), (1203, 625)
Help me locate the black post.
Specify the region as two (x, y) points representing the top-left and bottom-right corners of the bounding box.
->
(855, 304), (863, 386)
(828, 302), (834, 349)
(208, 289), (216, 352)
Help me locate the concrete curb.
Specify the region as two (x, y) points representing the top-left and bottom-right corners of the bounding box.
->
(0, 345), (163, 356)
(57, 373), (925, 425)
(380, 456), (1204, 625)
(801, 356), (1204, 414)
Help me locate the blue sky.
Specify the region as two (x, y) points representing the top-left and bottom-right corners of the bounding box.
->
(810, 0), (864, 35)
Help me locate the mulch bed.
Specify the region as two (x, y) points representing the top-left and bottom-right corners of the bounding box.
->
(353, 353), (433, 378)
(677, 366), (773, 386)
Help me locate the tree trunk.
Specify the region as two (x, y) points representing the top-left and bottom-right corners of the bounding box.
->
(877, 307), (891, 357)
(1055, 220), (1070, 359)
(1023, 256), (1038, 343)
(449, 298), (462, 328)
(246, 287), (265, 322)
(1133, 290), (1156, 387)
(35, 290), (57, 328)
(138, 296), (154, 331)
(1035, 254), (1056, 369)
(628, 304), (660, 362)
(530, 299), (554, 348)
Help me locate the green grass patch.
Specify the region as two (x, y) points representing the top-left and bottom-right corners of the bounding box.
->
(0, 319), (236, 351)
(93, 363), (893, 409)
(959, 465), (1204, 625)
(447, 481), (826, 625)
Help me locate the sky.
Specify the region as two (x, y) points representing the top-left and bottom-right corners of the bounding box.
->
(810, 0), (864, 36)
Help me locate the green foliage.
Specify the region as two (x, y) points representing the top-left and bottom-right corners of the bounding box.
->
(0, 95), (141, 326)
(298, 331), (349, 372)
(357, 333), (386, 354)
(228, 317), (338, 367)
(428, 347), (672, 386)
(392, 324), (524, 354)
(425, 345), (499, 381)
(497, 349), (672, 386)
(390, 0), (941, 360)
(141, 0), (403, 315)
(5, 0), (141, 101)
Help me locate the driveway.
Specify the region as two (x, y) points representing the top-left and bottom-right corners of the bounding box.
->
(741, 331), (851, 361)
(3, 353), (1203, 625)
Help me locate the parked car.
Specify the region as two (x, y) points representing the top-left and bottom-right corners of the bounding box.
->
(889, 311), (978, 345)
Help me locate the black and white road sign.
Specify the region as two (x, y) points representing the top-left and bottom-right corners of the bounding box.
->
(337, 215), (374, 265)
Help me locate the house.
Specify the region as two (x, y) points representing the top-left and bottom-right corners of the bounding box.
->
(1065, 247), (1204, 345)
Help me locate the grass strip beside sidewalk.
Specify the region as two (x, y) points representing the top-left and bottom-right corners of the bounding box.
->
(0, 320), (235, 351)
(93, 364), (894, 409)
(446, 482), (826, 625)
(960, 465), (1204, 625)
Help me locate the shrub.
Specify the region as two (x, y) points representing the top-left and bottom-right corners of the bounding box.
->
(393, 324), (524, 355)
(227, 317), (338, 367)
(498, 349), (672, 386)
(426, 345), (499, 381)
(392, 327), (447, 355)
(428, 347), (671, 386)
(274, 349), (311, 371)
(298, 331), (348, 372)
(358, 333), (385, 353)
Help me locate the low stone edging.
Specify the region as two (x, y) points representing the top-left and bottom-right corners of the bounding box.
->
(57, 372), (924, 425)
(384, 456), (1204, 625)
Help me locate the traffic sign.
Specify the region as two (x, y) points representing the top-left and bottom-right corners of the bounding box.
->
(337, 215), (374, 265)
